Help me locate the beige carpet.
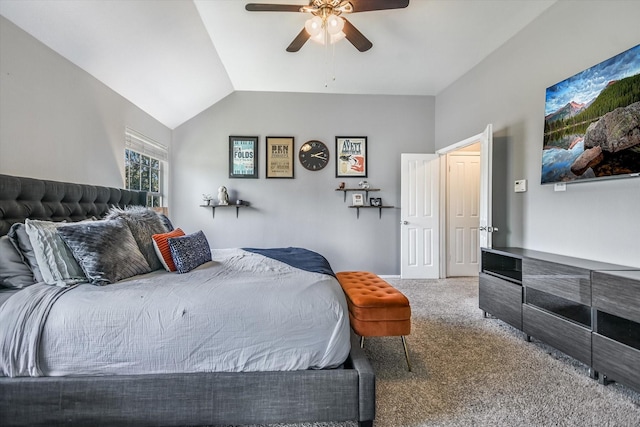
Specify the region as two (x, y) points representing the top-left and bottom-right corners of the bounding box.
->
(237, 277), (640, 427)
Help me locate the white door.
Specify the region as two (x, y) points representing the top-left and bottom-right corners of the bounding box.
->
(447, 152), (480, 276)
(478, 124), (494, 249)
(400, 153), (440, 279)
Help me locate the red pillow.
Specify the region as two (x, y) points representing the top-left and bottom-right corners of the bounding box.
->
(152, 228), (185, 272)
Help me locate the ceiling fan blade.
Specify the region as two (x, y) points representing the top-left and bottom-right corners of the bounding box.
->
(348, 0), (409, 13)
(342, 18), (372, 52)
(286, 28), (311, 52)
(245, 3), (303, 12)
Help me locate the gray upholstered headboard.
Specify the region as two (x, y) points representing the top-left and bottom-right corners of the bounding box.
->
(0, 174), (147, 236)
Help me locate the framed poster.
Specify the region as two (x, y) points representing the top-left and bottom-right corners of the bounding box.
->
(336, 136), (367, 177)
(229, 136), (258, 178)
(266, 137), (294, 178)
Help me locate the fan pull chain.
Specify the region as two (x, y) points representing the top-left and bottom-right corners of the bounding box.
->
(322, 26), (337, 88)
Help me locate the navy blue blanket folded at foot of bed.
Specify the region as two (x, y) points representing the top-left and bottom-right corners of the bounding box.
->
(243, 247), (336, 278)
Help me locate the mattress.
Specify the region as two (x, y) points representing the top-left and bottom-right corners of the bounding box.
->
(0, 248), (351, 377)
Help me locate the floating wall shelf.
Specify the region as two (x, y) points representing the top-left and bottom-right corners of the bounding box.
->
(335, 188), (380, 202)
(200, 204), (248, 219)
(349, 205), (395, 219)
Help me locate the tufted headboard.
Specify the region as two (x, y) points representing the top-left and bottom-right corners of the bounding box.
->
(0, 174), (147, 236)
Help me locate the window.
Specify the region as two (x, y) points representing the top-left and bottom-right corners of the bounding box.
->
(125, 128), (168, 207)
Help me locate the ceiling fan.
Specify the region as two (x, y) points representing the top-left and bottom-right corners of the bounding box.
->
(245, 0), (409, 52)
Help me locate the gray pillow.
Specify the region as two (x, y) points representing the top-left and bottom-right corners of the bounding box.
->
(0, 235), (35, 289)
(105, 206), (168, 271)
(7, 223), (44, 283)
(24, 219), (87, 286)
(57, 218), (151, 286)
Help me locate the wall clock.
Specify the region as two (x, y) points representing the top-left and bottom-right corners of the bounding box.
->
(299, 140), (329, 171)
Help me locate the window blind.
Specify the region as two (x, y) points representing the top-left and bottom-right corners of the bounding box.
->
(125, 128), (168, 162)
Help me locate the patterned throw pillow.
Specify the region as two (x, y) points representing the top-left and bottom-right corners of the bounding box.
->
(57, 218), (151, 285)
(167, 230), (212, 274)
(151, 228), (185, 272)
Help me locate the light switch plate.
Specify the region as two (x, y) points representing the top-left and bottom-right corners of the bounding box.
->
(554, 183), (566, 192)
(514, 179), (527, 192)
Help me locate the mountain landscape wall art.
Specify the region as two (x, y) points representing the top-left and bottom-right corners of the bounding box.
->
(542, 44), (640, 184)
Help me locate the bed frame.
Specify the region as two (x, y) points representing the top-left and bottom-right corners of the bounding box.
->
(0, 173), (376, 427)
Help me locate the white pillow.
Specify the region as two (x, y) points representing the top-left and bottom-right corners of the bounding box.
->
(24, 219), (88, 287)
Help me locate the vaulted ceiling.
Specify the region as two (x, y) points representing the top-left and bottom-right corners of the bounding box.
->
(0, 0), (557, 129)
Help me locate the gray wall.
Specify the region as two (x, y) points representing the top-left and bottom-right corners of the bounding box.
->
(0, 16), (170, 188)
(171, 91), (435, 274)
(435, 0), (640, 268)
(4, 1), (638, 273)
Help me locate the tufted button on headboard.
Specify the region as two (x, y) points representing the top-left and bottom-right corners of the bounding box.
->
(0, 174), (147, 236)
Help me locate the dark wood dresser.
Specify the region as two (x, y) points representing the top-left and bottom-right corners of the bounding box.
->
(480, 247), (640, 392)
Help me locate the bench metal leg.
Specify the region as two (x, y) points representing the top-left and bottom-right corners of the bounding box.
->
(401, 336), (412, 372)
(360, 335), (412, 371)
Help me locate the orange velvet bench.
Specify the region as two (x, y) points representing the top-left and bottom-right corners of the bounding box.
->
(336, 271), (412, 371)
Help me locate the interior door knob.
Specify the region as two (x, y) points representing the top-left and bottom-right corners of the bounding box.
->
(401, 221), (408, 225)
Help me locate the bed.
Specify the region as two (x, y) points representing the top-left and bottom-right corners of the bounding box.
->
(0, 173), (375, 427)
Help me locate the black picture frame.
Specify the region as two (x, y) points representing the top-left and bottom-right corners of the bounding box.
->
(370, 197), (382, 207)
(229, 136), (258, 179)
(266, 137), (295, 178)
(336, 136), (367, 178)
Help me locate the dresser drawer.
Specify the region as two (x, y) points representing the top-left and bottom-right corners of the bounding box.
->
(522, 259), (590, 305)
(593, 333), (640, 391)
(523, 305), (591, 366)
(592, 271), (640, 324)
(479, 273), (522, 330)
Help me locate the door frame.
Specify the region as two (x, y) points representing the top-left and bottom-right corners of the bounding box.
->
(436, 124), (493, 277)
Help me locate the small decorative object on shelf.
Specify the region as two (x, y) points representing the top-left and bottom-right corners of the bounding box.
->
(352, 194), (364, 206)
(217, 186), (229, 205)
(202, 194), (213, 206)
(359, 180), (370, 189)
(370, 197), (382, 207)
(338, 181), (345, 189)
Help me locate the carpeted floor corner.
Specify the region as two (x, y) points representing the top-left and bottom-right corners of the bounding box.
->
(229, 277), (640, 427)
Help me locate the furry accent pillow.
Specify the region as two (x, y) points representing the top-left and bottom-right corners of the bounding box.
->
(105, 206), (168, 271)
(167, 230), (212, 274)
(58, 218), (151, 285)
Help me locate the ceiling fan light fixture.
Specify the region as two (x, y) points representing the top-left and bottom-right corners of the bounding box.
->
(326, 14), (344, 36)
(304, 15), (323, 38)
(330, 31), (346, 43)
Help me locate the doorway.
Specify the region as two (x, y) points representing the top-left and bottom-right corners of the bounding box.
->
(437, 124), (493, 278)
(400, 125), (493, 279)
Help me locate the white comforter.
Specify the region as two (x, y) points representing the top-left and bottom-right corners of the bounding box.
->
(1, 248), (351, 377)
